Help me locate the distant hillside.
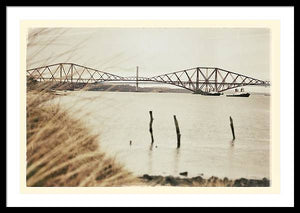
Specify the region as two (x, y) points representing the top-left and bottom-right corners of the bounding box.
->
(87, 83), (191, 93)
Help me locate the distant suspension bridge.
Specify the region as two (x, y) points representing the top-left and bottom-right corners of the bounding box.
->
(26, 63), (270, 93)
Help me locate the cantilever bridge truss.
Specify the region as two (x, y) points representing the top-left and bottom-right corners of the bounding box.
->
(26, 63), (270, 93)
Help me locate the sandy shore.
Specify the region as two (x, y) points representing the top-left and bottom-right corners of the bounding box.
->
(139, 174), (270, 187)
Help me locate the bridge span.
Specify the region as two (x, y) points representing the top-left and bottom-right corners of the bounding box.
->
(26, 63), (270, 93)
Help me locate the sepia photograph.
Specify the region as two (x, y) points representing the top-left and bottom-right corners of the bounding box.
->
(25, 25), (272, 188)
(6, 5), (295, 207)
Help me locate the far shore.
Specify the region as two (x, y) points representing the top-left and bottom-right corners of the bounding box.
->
(31, 80), (270, 96)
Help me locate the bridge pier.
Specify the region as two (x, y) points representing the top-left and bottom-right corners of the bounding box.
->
(196, 68), (199, 91)
(59, 64), (62, 83)
(136, 66), (139, 92)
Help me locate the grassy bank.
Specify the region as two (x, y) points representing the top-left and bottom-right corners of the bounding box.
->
(26, 80), (140, 186)
(25, 29), (142, 186)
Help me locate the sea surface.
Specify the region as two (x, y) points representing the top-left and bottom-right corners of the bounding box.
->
(56, 91), (270, 179)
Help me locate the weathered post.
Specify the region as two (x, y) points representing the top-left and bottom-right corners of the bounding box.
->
(173, 115), (181, 148)
(230, 116), (235, 140)
(149, 111), (154, 144)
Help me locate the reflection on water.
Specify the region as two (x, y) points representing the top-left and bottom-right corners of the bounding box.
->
(148, 144), (153, 174)
(174, 149), (181, 175)
(57, 91), (270, 179)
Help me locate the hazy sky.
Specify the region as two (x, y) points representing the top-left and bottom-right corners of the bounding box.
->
(27, 27), (270, 81)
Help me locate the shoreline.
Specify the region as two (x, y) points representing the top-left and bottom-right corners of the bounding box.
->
(139, 174), (270, 187)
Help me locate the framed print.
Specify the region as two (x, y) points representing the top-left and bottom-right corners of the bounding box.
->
(6, 6), (294, 207)
(21, 20), (279, 193)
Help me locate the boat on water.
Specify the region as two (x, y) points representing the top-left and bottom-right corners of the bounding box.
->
(226, 88), (250, 97)
(193, 91), (222, 96)
(226, 93), (250, 97)
(202, 92), (222, 96)
(193, 89), (222, 96)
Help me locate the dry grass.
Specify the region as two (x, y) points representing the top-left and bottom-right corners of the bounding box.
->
(25, 28), (142, 187)
(26, 80), (140, 187)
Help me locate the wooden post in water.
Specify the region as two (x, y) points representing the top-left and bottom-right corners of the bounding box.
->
(230, 116), (235, 140)
(149, 111), (154, 144)
(173, 115), (181, 148)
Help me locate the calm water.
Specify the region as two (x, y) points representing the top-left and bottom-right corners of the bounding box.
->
(57, 91), (270, 179)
